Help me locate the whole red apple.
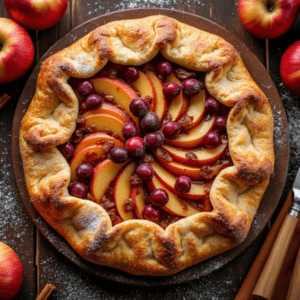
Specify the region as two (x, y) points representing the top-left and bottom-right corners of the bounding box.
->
(5, 0), (69, 31)
(238, 0), (299, 39)
(0, 18), (34, 83)
(0, 242), (23, 300)
(280, 41), (300, 97)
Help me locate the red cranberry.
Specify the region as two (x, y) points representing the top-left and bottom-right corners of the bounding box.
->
(142, 204), (161, 222)
(129, 97), (149, 118)
(156, 61), (172, 76)
(136, 163), (154, 181)
(59, 142), (74, 160)
(69, 182), (87, 198)
(163, 82), (181, 100)
(78, 80), (95, 97)
(76, 163), (94, 179)
(181, 79), (202, 97)
(109, 147), (128, 163)
(85, 94), (102, 110)
(215, 116), (227, 132)
(205, 97), (219, 113)
(122, 122), (138, 139)
(150, 189), (169, 207)
(126, 137), (145, 158)
(203, 132), (221, 149)
(123, 66), (139, 82)
(175, 176), (191, 194)
(144, 132), (164, 149)
(162, 121), (180, 139)
(141, 112), (160, 132)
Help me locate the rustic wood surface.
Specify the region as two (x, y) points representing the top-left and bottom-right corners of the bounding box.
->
(0, 0), (298, 299)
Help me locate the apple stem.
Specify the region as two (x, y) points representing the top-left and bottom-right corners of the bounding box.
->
(266, 0), (274, 12)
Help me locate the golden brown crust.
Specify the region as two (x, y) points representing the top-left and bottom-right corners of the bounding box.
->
(19, 15), (274, 276)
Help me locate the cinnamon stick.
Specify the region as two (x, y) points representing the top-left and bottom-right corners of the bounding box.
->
(0, 93), (11, 110)
(36, 283), (56, 300)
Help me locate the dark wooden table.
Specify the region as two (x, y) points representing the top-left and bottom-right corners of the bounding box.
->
(1, 1), (299, 299)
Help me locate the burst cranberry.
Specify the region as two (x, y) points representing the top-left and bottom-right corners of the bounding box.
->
(85, 94), (102, 110)
(181, 78), (202, 97)
(77, 80), (95, 97)
(203, 132), (221, 149)
(69, 182), (87, 198)
(163, 82), (181, 100)
(76, 163), (94, 179)
(175, 176), (191, 194)
(143, 204), (161, 222)
(136, 163), (154, 181)
(129, 97), (149, 118)
(205, 97), (219, 112)
(123, 66), (139, 82)
(122, 122), (138, 139)
(144, 132), (164, 149)
(59, 142), (74, 160)
(109, 147), (128, 163)
(150, 189), (169, 207)
(162, 121), (180, 139)
(156, 61), (172, 76)
(126, 137), (145, 158)
(215, 116), (227, 132)
(141, 112), (160, 132)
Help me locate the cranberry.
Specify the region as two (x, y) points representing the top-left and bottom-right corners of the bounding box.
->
(163, 82), (181, 100)
(141, 112), (160, 132)
(76, 163), (94, 179)
(205, 97), (219, 113)
(126, 137), (145, 158)
(136, 163), (154, 181)
(156, 61), (172, 76)
(85, 94), (102, 110)
(215, 116), (227, 132)
(109, 147), (128, 163)
(162, 121), (180, 139)
(77, 80), (95, 97)
(150, 189), (169, 207)
(181, 79), (202, 97)
(203, 132), (221, 149)
(175, 176), (191, 194)
(142, 204), (160, 222)
(69, 182), (87, 198)
(144, 132), (164, 149)
(123, 66), (139, 82)
(59, 142), (74, 160)
(129, 97), (149, 118)
(122, 122), (138, 139)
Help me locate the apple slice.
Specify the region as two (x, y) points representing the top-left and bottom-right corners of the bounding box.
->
(131, 185), (147, 219)
(74, 133), (124, 155)
(144, 70), (167, 122)
(164, 115), (216, 149)
(131, 70), (156, 112)
(151, 161), (205, 200)
(161, 141), (227, 167)
(165, 73), (188, 121)
(147, 176), (200, 217)
(113, 161), (138, 221)
(90, 159), (129, 202)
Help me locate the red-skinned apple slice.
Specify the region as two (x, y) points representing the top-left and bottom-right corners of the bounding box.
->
(151, 161), (205, 200)
(164, 115), (216, 149)
(113, 161), (138, 221)
(147, 176), (200, 217)
(131, 185), (147, 219)
(144, 70), (168, 122)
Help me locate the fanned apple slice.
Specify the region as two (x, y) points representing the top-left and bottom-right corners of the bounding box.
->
(165, 73), (188, 121)
(74, 133), (124, 154)
(147, 176), (200, 217)
(161, 141), (227, 167)
(90, 159), (129, 202)
(164, 115), (216, 149)
(144, 70), (167, 122)
(131, 185), (147, 219)
(131, 70), (156, 112)
(151, 161), (205, 200)
(113, 161), (138, 221)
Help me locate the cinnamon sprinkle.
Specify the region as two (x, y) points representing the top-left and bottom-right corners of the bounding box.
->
(0, 94), (11, 110)
(36, 283), (56, 300)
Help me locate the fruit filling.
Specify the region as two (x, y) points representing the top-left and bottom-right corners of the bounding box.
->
(62, 56), (233, 229)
